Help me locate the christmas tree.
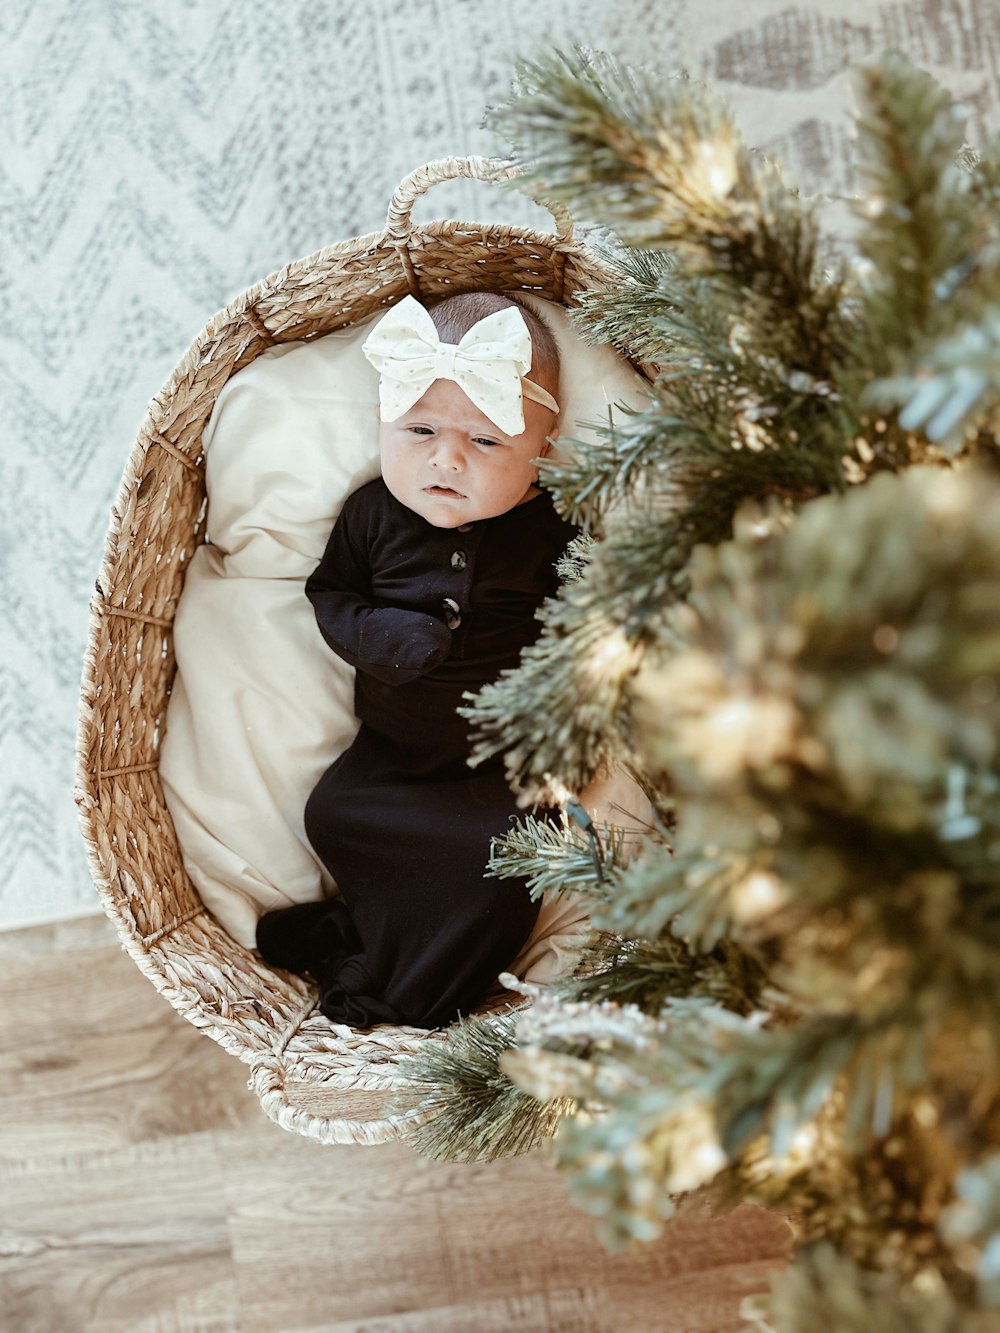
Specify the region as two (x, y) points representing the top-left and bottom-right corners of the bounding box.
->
(393, 49), (1000, 1329)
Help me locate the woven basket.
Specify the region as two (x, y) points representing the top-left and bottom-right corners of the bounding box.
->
(75, 156), (625, 1146)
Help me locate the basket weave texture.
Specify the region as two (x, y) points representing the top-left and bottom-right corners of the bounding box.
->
(75, 157), (621, 1145)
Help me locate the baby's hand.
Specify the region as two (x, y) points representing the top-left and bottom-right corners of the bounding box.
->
(355, 606), (453, 685)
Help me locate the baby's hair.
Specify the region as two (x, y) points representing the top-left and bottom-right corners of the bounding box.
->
(426, 291), (560, 398)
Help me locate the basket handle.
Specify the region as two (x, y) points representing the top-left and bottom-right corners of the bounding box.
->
(385, 156), (574, 242)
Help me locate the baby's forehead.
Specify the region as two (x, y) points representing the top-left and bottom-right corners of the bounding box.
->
(395, 378), (503, 425)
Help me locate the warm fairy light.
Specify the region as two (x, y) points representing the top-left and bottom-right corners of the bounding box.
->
(683, 1140), (728, 1187)
(665, 1104), (728, 1194)
(913, 1269), (947, 1297)
(585, 626), (635, 680)
(873, 624), (899, 654)
(842, 454), (866, 484)
(756, 1121), (822, 1175)
(714, 696), (755, 732)
(790, 1123), (818, 1156)
(732, 870), (787, 924)
(674, 689), (800, 783)
(863, 192), (887, 218)
(698, 138), (738, 196)
(941, 764), (982, 841)
(757, 813), (782, 843)
(541, 773), (576, 807)
(925, 477), (969, 521)
(912, 1095), (938, 1128)
(733, 411), (771, 453)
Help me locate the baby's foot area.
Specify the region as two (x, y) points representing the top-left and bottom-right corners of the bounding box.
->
(256, 898), (360, 977)
(316, 953), (406, 1029)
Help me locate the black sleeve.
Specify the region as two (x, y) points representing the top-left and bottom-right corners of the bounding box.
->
(305, 496), (452, 686)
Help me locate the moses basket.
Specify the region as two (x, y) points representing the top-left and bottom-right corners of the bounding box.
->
(75, 156), (630, 1146)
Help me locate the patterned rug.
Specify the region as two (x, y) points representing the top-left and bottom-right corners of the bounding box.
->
(2, 0), (998, 927)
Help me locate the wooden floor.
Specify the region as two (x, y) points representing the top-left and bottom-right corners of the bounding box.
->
(0, 914), (790, 1333)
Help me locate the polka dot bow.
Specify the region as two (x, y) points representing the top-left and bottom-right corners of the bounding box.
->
(361, 294), (558, 437)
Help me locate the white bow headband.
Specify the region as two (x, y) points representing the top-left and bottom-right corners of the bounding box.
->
(361, 295), (559, 437)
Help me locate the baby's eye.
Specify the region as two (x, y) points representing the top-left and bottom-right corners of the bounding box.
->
(473, 436), (502, 448)
(408, 425), (434, 436)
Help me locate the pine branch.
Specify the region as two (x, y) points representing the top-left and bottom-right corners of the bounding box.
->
(592, 843), (753, 952)
(494, 48), (753, 248)
(529, 997), (749, 1248)
(391, 1010), (572, 1162)
(466, 435), (843, 801)
(493, 48), (832, 318)
(858, 306), (1000, 451)
(542, 325), (848, 534)
(554, 531), (597, 581)
(487, 812), (632, 903)
(616, 468), (1000, 1031)
(568, 243), (681, 362)
(846, 53), (1000, 458)
(542, 1000), (957, 1251)
(462, 576), (642, 799)
(562, 933), (767, 1016)
(629, 464), (1000, 813)
(851, 50), (978, 346)
(425, 51), (1000, 1317)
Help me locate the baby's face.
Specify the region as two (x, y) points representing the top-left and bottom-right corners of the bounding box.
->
(378, 378), (556, 528)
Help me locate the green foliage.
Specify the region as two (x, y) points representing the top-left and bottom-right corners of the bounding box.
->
(743, 1245), (997, 1333)
(941, 1155), (1000, 1305)
(851, 50), (977, 345)
(391, 1010), (571, 1162)
(496, 47), (834, 307)
(846, 52), (1000, 452)
(486, 811), (631, 904)
(462, 574), (639, 799)
(396, 46), (1000, 1330)
(563, 933), (767, 1016)
(468, 50), (863, 797)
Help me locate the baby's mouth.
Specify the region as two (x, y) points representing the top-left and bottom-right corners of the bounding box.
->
(425, 485), (466, 498)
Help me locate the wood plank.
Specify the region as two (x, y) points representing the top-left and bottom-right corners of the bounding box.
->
(0, 1131), (238, 1333)
(0, 935), (258, 1165)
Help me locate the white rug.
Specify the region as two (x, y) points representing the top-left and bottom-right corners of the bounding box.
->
(1, 0), (998, 927)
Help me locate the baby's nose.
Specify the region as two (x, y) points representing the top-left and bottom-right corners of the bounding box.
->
(431, 437), (465, 469)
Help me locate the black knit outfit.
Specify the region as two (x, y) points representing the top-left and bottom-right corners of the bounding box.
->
(255, 478), (577, 1029)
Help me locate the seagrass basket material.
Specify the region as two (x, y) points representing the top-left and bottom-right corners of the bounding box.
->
(75, 157), (623, 1146)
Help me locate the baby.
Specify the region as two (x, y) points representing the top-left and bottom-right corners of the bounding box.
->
(255, 292), (578, 1029)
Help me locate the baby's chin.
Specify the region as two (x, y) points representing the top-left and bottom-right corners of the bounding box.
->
(416, 498), (488, 528)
